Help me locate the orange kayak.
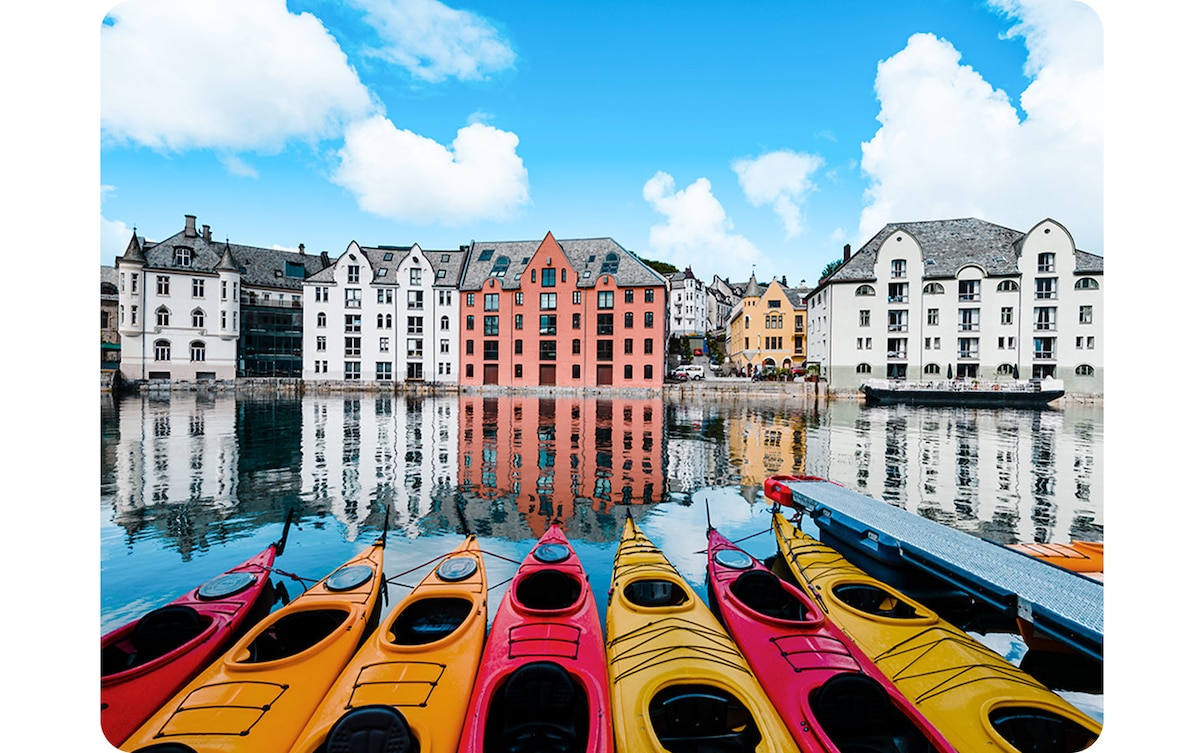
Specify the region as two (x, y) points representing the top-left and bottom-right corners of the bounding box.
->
(1009, 541), (1103, 581)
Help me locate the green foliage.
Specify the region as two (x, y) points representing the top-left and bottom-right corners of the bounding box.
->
(819, 259), (842, 281)
(639, 256), (678, 276)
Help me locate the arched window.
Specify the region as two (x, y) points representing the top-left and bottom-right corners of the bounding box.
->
(1075, 277), (1100, 290)
(191, 308), (205, 328)
(1075, 364), (1095, 376)
(855, 285), (875, 296)
(744, 315), (750, 329)
(996, 280), (1019, 292)
(924, 363), (941, 375)
(922, 282), (944, 295)
(190, 341), (206, 362)
(856, 363), (872, 374)
(440, 315), (450, 331)
(154, 340), (171, 361)
(156, 306), (170, 327)
(317, 312), (327, 328)
(996, 363), (1016, 376)
(601, 252), (620, 275)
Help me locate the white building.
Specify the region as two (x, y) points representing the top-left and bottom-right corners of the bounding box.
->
(668, 267), (707, 337)
(116, 214), (326, 382)
(807, 218), (1103, 395)
(302, 242), (467, 385)
(706, 275), (736, 338)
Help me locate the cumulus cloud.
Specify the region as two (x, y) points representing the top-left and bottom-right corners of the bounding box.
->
(332, 116), (530, 224)
(859, 0), (1103, 252)
(101, 0), (377, 153)
(643, 172), (760, 278)
(101, 186), (134, 264)
(732, 150), (825, 238)
(351, 0), (516, 83)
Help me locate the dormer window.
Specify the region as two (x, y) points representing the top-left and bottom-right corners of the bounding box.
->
(174, 247), (192, 267)
(601, 252), (620, 275)
(891, 259), (906, 278)
(1037, 252), (1056, 272)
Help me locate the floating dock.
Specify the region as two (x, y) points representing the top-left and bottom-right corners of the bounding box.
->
(764, 476), (1103, 662)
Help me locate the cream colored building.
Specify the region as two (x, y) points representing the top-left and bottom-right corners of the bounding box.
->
(727, 275), (808, 375)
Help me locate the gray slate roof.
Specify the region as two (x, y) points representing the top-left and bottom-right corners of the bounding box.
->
(461, 236), (667, 291)
(823, 218), (1103, 285)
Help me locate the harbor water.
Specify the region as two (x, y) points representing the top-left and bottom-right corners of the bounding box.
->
(99, 390), (1104, 725)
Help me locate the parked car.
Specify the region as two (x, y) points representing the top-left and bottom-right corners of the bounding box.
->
(693, 348), (703, 356)
(665, 371), (689, 383)
(674, 365), (706, 381)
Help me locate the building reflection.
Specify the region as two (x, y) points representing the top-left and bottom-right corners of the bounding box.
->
(457, 394), (665, 540)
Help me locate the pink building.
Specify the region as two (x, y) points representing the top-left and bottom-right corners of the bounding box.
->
(459, 232), (669, 387)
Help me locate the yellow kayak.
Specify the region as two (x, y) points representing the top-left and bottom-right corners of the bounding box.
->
(771, 511), (1101, 753)
(606, 513), (796, 753)
(289, 536), (487, 753)
(122, 538), (387, 753)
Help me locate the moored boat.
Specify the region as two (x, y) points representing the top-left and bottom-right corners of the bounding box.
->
(771, 510), (1101, 753)
(1009, 540), (1103, 581)
(606, 513), (796, 753)
(121, 532), (388, 753)
(860, 377), (1064, 408)
(706, 524), (956, 753)
(456, 524), (612, 753)
(101, 513), (293, 748)
(289, 535), (489, 753)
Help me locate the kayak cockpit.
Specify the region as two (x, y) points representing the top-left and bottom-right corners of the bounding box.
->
(809, 673), (939, 753)
(387, 597), (473, 645)
(241, 608), (349, 663)
(623, 578), (690, 608)
(831, 582), (927, 620)
(483, 661), (591, 753)
(988, 706), (1098, 752)
(648, 684), (763, 753)
(515, 570), (583, 611)
(729, 571), (817, 623)
(101, 605), (210, 675)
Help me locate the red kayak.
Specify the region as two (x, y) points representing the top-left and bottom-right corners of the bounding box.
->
(456, 524), (613, 753)
(706, 525), (957, 753)
(100, 513), (291, 747)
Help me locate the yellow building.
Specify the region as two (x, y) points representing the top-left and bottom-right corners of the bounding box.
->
(728, 275), (808, 376)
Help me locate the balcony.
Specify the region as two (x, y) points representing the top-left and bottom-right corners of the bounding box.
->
(957, 324), (979, 332)
(887, 324), (908, 332)
(886, 351), (908, 360)
(1034, 351), (1056, 360)
(957, 351), (979, 360)
(887, 296), (909, 304)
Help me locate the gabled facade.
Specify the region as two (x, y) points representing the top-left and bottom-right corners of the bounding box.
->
(458, 232), (669, 388)
(302, 241), (466, 384)
(807, 217), (1103, 394)
(706, 275), (736, 338)
(727, 275), (808, 375)
(116, 214), (325, 381)
(668, 266), (707, 337)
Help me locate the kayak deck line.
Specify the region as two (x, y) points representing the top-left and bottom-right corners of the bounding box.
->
(767, 476), (1103, 662)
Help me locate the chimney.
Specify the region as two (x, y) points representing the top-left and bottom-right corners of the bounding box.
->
(184, 214), (197, 238)
(459, 245), (470, 252)
(843, 243), (851, 262)
(202, 224), (211, 242)
(299, 243), (306, 255)
(320, 251), (331, 267)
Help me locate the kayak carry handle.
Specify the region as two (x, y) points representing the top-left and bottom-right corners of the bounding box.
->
(763, 475), (837, 508)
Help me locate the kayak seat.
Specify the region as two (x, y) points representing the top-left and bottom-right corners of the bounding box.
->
(486, 661), (586, 753)
(514, 570), (582, 611)
(988, 707), (1098, 753)
(831, 584), (919, 619)
(624, 579), (689, 608)
(649, 685), (762, 753)
(810, 674), (932, 753)
(731, 571), (810, 621)
(389, 597), (472, 645)
(325, 705), (414, 753)
(130, 605), (205, 663)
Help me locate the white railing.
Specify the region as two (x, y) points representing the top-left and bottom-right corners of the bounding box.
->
(861, 378), (1065, 393)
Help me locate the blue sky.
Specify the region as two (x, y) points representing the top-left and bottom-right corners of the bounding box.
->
(95, 0), (1103, 287)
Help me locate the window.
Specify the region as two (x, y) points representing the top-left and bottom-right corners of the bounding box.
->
(345, 337), (361, 356)
(598, 291), (614, 309)
(624, 338), (633, 354)
(157, 276), (170, 295)
(644, 312), (654, 328)
(924, 337), (941, 350)
(891, 259), (906, 278)
(539, 314), (557, 335)
(997, 280), (1019, 292)
(1035, 278), (1057, 299)
(644, 364), (653, 380)
(484, 316), (499, 336)
(377, 289), (393, 304)
(624, 364), (633, 380)
(887, 338), (907, 359)
(540, 293), (557, 310)
(314, 360), (328, 374)
(957, 337), (979, 359)
(404, 316), (420, 333)
(466, 315), (475, 331)
(856, 363), (872, 374)
(192, 279), (205, 298)
(1075, 336), (1096, 350)
(440, 339), (449, 354)
(515, 340), (523, 355)
(515, 364), (523, 379)
(316, 335), (326, 352)
(515, 314), (524, 329)
(466, 293), (476, 307)
(542, 268), (556, 287)
(190, 341), (205, 362)
(887, 282), (908, 303)
(154, 340), (170, 361)
(315, 286), (328, 302)
(859, 310), (870, 327)
(345, 288), (362, 308)
(466, 363), (474, 378)
(345, 314), (361, 332)
(597, 340), (614, 361)
(1079, 305), (1093, 324)
(316, 312), (327, 328)
(888, 310), (908, 332)
(221, 280), (228, 301)
(347, 265), (360, 284)
(156, 306), (170, 327)
(407, 290), (424, 309)
(572, 364), (581, 379)
(1033, 337), (1056, 360)
(1075, 364), (1095, 376)
(440, 315), (450, 331)
(1035, 307), (1057, 331)
(191, 309), (205, 328)
(484, 341), (499, 360)
(572, 290), (582, 304)
(1075, 277), (1100, 290)
(645, 289), (656, 303)
(1001, 307), (1014, 326)
(958, 308), (980, 332)
(539, 341), (557, 360)
(923, 309), (936, 326)
(597, 313), (613, 335)
(410, 268), (422, 285)
(1037, 252), (1056, 272)
(380, 337), (390, 352)
(625, 289), (634, 303)
(174, 248), (192, 267)
(855, 285), (875, 296)
(924, 363), (941, 375)
(998, 336), (1016, 350)
(376, 362), (393, 381)
(466, 340), (474, 355)
(572, 339), (581, 355)
(644, 338), (653, 354)
(130, 305), (138, 325)
(624, 312), (634, 328)
(485, 293), (499, 311)
(922, 282), (944, 295)
(130, 273), (138, 294)
(345, 361), (361, 380)
(958, 280), (980, 301)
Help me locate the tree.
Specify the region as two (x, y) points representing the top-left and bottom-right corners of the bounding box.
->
(818, 259), (842, 281)
(638, 256), (678, 276)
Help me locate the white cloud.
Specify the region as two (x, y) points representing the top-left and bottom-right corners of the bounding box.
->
(643, 172), (760, 278)
(732, 150), (825, 238)
(859, 0), (1103, 252)
(101, 0), (377, 153)
(351, 0), (516, 83)
(332, 115), (530, 224)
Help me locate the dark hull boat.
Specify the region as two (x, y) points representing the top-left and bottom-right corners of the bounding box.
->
(860, 378), (1064, 408)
